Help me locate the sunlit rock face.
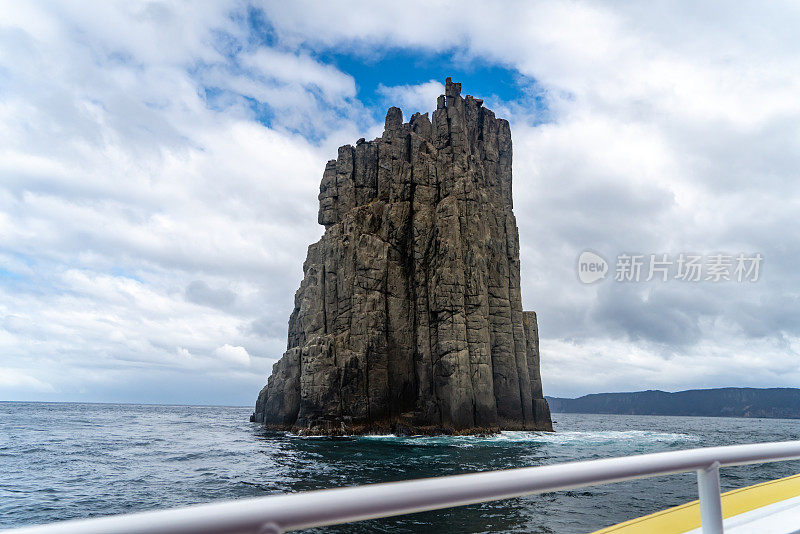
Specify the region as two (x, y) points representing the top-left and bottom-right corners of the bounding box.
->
(252, 79), (553, 435)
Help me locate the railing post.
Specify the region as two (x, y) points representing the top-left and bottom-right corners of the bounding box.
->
(258, 522), (283, 534)
(697, 461), (724, 534)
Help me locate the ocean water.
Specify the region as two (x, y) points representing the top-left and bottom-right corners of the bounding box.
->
(2, 403), (800, 533)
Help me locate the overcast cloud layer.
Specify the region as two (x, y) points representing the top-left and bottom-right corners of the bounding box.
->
(1, 1), (799, 404)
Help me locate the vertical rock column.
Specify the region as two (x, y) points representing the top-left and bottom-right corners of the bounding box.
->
(252, 78), (553, 434)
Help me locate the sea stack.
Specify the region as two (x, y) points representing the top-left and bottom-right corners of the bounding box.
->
(252, 78), (553, 434)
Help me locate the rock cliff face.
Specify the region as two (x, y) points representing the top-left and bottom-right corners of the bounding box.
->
(252, 78), (553, 434)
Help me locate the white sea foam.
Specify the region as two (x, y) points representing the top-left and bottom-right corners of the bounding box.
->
(522, 430), (700, 444)
(354, 429), (700, 447)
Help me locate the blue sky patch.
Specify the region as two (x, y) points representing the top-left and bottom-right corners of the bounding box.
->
(201, 8), (552, 135)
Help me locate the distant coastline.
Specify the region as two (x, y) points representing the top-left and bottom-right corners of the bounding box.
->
(547, 387), (800, 419)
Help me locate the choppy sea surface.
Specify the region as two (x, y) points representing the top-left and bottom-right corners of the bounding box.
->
(2, 403), (800, 533)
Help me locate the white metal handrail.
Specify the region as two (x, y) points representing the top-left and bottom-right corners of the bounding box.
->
(5, 441), (800, 534)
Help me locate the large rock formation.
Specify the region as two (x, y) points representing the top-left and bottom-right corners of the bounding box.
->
(252, 78), (553, 434)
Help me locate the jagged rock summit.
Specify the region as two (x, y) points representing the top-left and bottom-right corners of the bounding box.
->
(252, 78), (553, 434)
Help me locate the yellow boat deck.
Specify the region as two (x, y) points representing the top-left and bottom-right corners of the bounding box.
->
(594, 473), (800, 533)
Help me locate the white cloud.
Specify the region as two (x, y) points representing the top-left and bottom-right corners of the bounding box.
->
(215, 344), (251, 367)
(0, 369), (55, 393)
(0, 0), (368, 404)
(257, 0), (800, 396)
(376, 80), (444, 117)
(240, 48), (357, 102)
(2, 0), (800, 404)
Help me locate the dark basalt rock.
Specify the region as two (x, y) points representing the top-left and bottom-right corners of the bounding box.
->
(252, 78), (553, 434)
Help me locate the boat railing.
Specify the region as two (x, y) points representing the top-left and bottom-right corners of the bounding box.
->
(6, 440), (800, 534)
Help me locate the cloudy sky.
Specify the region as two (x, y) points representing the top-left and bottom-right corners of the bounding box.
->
(1, 1), (799, 405)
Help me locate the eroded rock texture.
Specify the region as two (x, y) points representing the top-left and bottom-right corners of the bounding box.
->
(252, 79), (553, 434)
